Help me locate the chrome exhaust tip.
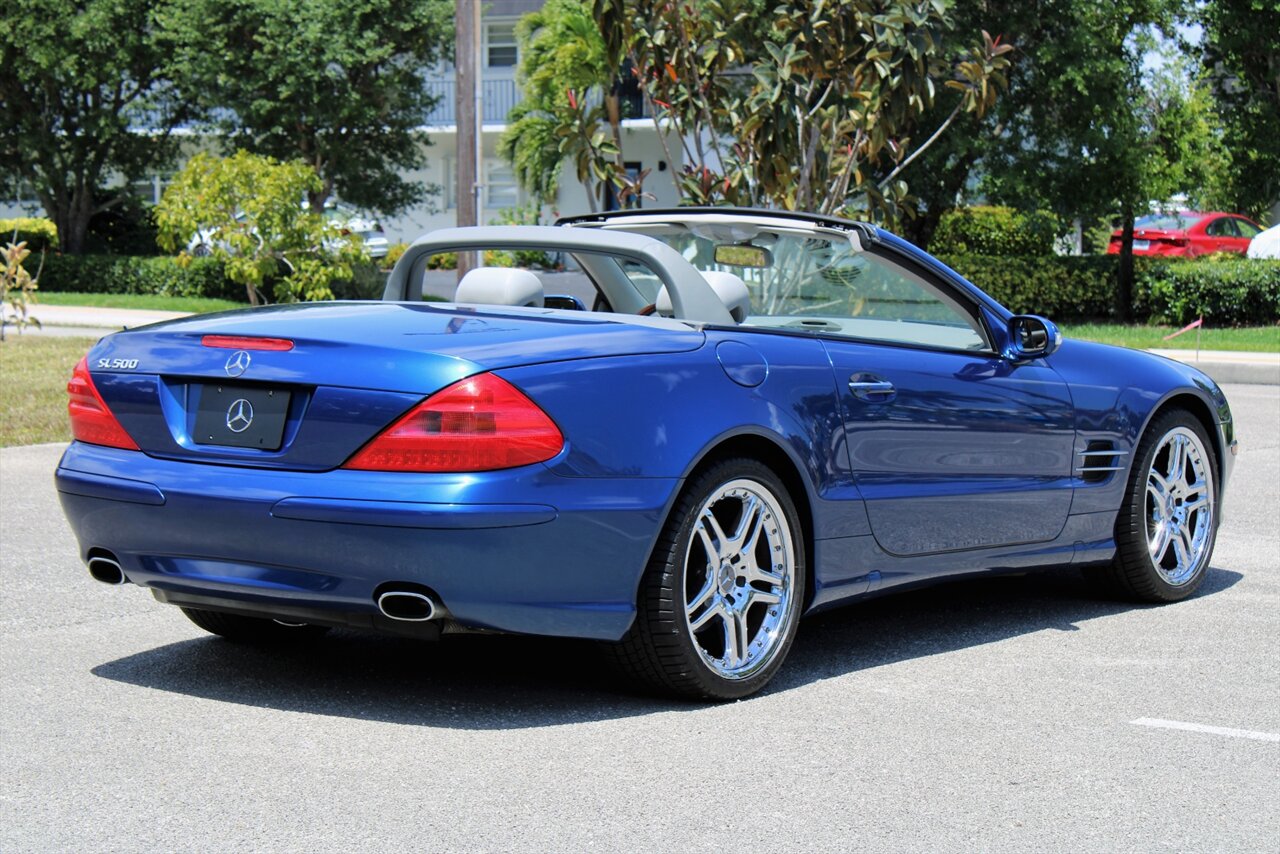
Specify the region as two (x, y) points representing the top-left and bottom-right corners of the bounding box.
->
(376, 590), (438, 622)
(87, 555), (126, 585)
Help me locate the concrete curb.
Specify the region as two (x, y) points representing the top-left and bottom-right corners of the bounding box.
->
(1146, 349), (1280, 386)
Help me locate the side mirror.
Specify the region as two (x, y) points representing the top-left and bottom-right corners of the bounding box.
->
(543, 294), (586, 311)
(1006, 315), (1062, 360)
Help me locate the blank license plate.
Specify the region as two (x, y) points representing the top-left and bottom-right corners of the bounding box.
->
(193, 383), (291, 450)
(1132, 239), (1150, 250)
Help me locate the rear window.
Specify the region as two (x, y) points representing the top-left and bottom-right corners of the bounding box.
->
(1135, 213), (1204, 231)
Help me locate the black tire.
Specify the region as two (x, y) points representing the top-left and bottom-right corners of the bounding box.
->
(605, 458), (806, 700)
(181, 607), (330, 644)
(1087, 408), (1219, 602)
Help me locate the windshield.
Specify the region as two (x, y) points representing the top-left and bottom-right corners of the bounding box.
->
(605, 223), (987, 351)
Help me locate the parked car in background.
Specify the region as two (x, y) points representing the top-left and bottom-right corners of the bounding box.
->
(322, 203), (388, 259)
(1246, 223), (1280, 259)
(1107, 212), (1263, 257)
(188, 201), (388, 259)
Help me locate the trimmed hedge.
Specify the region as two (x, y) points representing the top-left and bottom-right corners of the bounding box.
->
(931, 206), (1060, 256)
(938, 253), (1280, 325)
(939, 253), (1122, 319)
(37, 254), (392, 304)
(1, 217), (59, 252)
(1144, 258), (1280, 326)
(37, 254), (248, 302)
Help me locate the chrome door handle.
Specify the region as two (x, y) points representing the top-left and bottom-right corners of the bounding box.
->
(848, 374), (896, 401)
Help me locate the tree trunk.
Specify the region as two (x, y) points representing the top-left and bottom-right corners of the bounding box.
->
(51, 187), (95, 255)
(1117, 206), (1135, 323)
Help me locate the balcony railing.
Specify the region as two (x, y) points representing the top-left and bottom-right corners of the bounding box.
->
(422, 78), (520, 125)
(420, 78), (652, 126)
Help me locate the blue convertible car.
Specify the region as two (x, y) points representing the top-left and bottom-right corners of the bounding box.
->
(57, 209), (1235, 699)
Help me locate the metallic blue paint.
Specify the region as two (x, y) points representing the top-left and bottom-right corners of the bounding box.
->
(56, 223), (1235, 644)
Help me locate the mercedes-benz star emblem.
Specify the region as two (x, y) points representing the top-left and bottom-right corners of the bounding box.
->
(224, 350), (251, 378)
(225, 399), (254, 434)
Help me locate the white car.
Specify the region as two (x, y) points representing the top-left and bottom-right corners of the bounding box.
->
(1246, 223), (1280, 259)
(188, 202), (388, 259)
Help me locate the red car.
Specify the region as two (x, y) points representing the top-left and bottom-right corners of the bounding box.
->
(1107, 211), (1263, 256)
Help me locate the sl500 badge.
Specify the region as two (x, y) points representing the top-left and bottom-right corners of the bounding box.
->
(96, 358), (139, 370)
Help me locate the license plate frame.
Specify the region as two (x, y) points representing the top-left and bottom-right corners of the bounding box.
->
(193, 383), (292, 450)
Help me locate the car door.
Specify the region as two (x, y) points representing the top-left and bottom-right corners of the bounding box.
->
(809, 247), (1077, 559)
(1229, 218), (1262, 254)
(1202, 216), (1241, 254)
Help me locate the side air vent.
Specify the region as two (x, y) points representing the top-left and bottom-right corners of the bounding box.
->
(1077, 441), (1128, 483)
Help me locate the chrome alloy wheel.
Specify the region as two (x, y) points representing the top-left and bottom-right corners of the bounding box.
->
(682, 478), (797, 680)
(1145, 426), (1215, 586)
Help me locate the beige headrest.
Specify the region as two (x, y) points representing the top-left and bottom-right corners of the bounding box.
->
(455, 267), (543, 308)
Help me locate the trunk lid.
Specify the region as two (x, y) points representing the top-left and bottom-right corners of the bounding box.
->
(86, 301), (704, 470)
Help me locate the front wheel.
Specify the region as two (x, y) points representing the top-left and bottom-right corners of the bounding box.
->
(1091, 409), (1219, 602)
(606, 458), (806, 700)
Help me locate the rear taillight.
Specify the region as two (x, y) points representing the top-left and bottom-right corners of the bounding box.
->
(343, 373), (563, 472)
(67, 357), (139, 450)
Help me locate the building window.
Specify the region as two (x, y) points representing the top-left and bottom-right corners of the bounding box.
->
(443, 157), (456, 209)
(486, 22), (518, 68)
(486, 162), (519, 209)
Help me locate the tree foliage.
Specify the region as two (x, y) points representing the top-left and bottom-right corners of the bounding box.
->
(892, 1), (1232, 249)
(972, 1), (1233, 316)
(0, 0), (187, 254)
(500, 0), (646, 211)
(592, 0), (1011, 218)
(155, 151), (364, 304)
(1200, 0), (1280, 219)
(160, 0), (452, 216)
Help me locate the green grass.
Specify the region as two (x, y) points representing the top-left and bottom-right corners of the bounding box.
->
(36, 292), (246, 313)
(1061, 323), (1280, 352)
(0, 335), (92, 446)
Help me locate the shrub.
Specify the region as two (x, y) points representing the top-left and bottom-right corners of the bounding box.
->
(426, 251), (457, 270)
(1144, 259), (1280, 326)
(0, 218), (58, 252)
(938, 254), (1280, 325)
(931, 206), (1061, 256)
(380, 242), (411, 271)
(937, 253), (1121, 319)
(156, 151), (363, 303)
(2, 240), (42, 336)
(424, 250), (517, 270)
(37, 254), (249, 302)
(329, 262), (388, 300)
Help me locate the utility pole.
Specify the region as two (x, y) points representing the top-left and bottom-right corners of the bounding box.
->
(455, 0), (481, 278)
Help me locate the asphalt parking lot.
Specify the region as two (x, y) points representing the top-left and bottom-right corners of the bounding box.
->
(2, 384), (1277, 853)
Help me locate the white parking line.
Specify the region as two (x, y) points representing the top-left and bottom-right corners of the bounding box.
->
(1131, 718), (1280, 742)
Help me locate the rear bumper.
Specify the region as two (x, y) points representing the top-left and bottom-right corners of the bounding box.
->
(56, 442), (680, 641)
